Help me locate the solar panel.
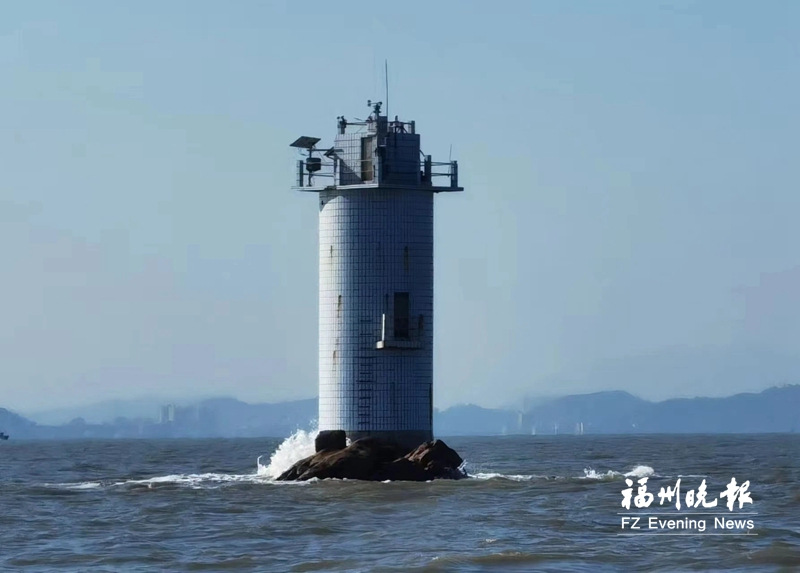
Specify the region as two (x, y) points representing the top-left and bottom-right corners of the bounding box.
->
(290, 136), (321, 149)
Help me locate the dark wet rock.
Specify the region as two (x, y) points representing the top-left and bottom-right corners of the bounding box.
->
(405, 439), (464, 470)
(277, 438), (465, 482)
(315, 430), (347, 453)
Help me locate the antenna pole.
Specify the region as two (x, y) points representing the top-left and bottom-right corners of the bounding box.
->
(385, 59), (389, 119)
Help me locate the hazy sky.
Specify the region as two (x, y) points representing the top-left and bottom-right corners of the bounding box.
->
(2, 1), (800, 413)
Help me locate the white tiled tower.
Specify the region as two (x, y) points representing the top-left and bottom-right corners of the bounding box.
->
(292, 102), (462, 448)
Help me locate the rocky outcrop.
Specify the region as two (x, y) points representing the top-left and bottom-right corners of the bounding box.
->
(315, 430), (347, 452)
(277, 437), (466, 482)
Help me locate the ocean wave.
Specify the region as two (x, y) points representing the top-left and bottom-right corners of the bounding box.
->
(44, 473), (268, 490)
(257, 428), (318, 479)
(42, 471), (317, 491)
(55, 481), (103, 490)
(581, 465), (656, 480)
(45, 464), (658, 489)
(43, 429), (320, 491)
(625, 465), (656, 478)
(40, 431), (663, 489)
(469, 472), (544, 482)
(429, 551), (550, 569)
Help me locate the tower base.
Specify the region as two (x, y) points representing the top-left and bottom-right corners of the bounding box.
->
(277, 436), (465, 482)
(345, 429), (433, 450)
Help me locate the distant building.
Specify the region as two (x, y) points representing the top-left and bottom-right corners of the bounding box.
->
(159, 404), (175, 424)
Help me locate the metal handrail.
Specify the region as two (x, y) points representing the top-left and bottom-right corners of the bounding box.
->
(296, 157), (458, 188)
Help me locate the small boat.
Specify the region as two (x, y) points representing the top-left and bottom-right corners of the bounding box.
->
(0, 432), (9, 441)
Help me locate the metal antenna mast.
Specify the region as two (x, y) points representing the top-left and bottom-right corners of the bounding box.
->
(385, 59), (389, 120)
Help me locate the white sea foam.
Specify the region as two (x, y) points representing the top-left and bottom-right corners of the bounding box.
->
(46, 463), (657, 489)
(121, 473), (270, 488)
(46, 472), (271, 490)
(467, 463), (657, 482)
(581, 465), (656, 480)
(54, 481), (103, 490)
(471, 472), (541, 482)
(45, 432), (660, 489)
(624, 465), (655, 478)
(45, 429), (321, 491)
(73, 428), (319, 489)
(581, 468), (623, 480)
(257, 428), (319, 479)
(45, 471), (309, 491)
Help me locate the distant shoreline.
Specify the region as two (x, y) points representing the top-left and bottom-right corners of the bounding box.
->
(2, 385), (798, 439)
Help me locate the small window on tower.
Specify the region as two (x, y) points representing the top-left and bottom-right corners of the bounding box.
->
(394, 292), (410, 340)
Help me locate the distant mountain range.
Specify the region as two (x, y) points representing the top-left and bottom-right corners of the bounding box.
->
(436, 385), (800, 435)
(2, 385), (799, 440)
(1, 398), (318, 440)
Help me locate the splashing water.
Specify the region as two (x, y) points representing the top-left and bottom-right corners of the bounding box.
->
(257, 428), (319, 479)
(581, 468), (621, 480)
(581, 464), (656, 480)
(624, 465), (655, 478)
(470, 472), (541, 482)
(51, 428), (322, 490)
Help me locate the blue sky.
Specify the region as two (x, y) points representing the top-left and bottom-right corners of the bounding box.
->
(2, 1), (800, 412)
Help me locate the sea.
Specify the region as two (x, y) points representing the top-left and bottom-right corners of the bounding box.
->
(1, 434), (799, 572)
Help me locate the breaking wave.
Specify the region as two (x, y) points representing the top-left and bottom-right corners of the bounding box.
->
(257, 428), (319, 479)
(42, 432), (663, 489)
(43, 472), (273, 491)
(44, 428), (321, 491)
(581, 465), (656, 480)
(470, 473), (543, 481)
(466, 464), (658, 482)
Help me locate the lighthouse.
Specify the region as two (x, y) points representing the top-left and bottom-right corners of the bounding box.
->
(292, 101), (463, 448)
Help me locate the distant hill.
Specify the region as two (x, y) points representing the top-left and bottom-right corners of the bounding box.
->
(436, 385), (800, 435)
(567, 346), (800, 402)
(7, 397), (317, 440)
(4, 385), (800, 439)
(520, 385), (800, 435)
(0, 407), (37, 436)
(635, 385), (800, 434)
(27, 397), (172, 425)
(434, 404), (519, 436)
(184, 397), (318, 437)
